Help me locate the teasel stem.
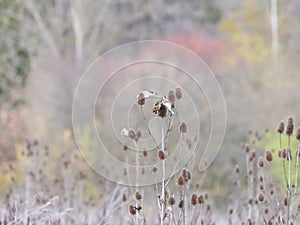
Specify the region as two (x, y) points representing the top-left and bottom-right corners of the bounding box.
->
(139, 105), (160, 150)
(287, 135), (291, 225)
(160, 118), (166, 225)
(280, 134), (289, 186)
(294, 143), (300, 195)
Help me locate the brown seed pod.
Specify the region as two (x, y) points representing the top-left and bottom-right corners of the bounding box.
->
(135, 191), (142, 200)
(191, 193), (197, 206)
(179, 122), (187, 133)
(265, 150), (273, 162)
(177, 175), (184, 186)
(129, 205), (136, 215)
(296, 127), (300, 141)
(286, 117), (294, 136)
(258, 157), (264, 167)
(129, 129), (136, 139)
(158, 150), (165, 160)
(234, 165), (240, 173)
(152, 167), (158, 173)
(122, 194), (127, 202)
(182, 168), (191, 182)
(284, 197), (288, 206)
(168, 90), (175, 103)
(229, 208), (233, 215)
(175, 87), (182, 99)
(169, 196), (175, 205)
(282, 149), (287, 159)
(198, 195), (204, 204)
(277, 121), (285, 134)
(143, 150), (147, 157)
(137, 93), (145, 105)
(258, 193), (264, 202)
(244, 143), (250, 153)
(178, 199), (184, 208)
(158, 105), (167, 118)
(123, 145), (128, 151)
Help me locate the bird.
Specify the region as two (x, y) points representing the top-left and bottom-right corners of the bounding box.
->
(152, 96), (175, 116)
(136, 90), (159, 100)
(161, 96), (175, 116)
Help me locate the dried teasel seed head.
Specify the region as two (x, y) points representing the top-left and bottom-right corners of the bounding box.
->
(284, 197), (288, 206)
(204, 193), (208, 200)
(137, 93), (145, 105)
(135, 130), (141, 141)
(182, 168), (191, 182)
(158, 150), (165, 160)
(258, 157), (264, 167)
(129, 205), (136, 215)
(198, 195), (205, 204)
(178, 199), (184, 208)
(123, 145), (128, 151)
(286, 117), (294, 136)
(248, 198), (253, 205)
(277, 121), (285, 134)
(135, 191), (142, 200)
(143, 150), (147, 157)
(296, 127), (300, 141)
(298, 204), (300, 211)
(177, 175), (185, 186)
(282, 149), (287, 159)
(152, 167), (158, 173)
(158, 106), (167, 118)
(122, 194), (127, 202)
(278, 149), (283, 158)
(265, 150), (273, 162)
(175, 87), (182, 99)
(258, 193), (264, 202)
(234, 165), (240, 173)
(129, 129), (136, 139)
(168, 90), (175, 103)
(169, 196), (175, 205)
(244, 143), (250, 153)
(179, 122), (187, 133)
(191, 194), (197, 206)
(229, 208), (233, 215)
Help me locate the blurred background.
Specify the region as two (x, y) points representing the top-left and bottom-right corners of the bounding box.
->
(1, 0), (300, 222)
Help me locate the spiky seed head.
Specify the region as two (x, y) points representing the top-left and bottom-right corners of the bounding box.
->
(169, 196), (175, 205)
(182, 168), (191, 182)
(177, 175), (184, 186)
(258, 193), (264, 202)
(135, 191), (142, 200)
(234, 165), (240, 173)
(158, 150), (165, 160)
(137, 93), (145, 105)
(143, 150), (147, 157)
(129, 205), (136, 215)
(178, 200), (184, 208)
(175, 87), (182, 99)
(265, 150), (273, 162)
(179, 122), (187, 133)
(286, 117), (294, 136)
(244, 143), (250, 153)
(258, 157), (264, 167)
(296, 127), (300, 141)
(198, 195), (204, 204)
(191, 194), (197, 206)
(168, 90), (175, 103)
(277, 121), (285, 134)
(152, 167), (157, 173)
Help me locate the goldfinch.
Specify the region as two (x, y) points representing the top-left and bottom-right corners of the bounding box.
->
(161, 96), (175, 115)
(152, 96), (175, 116)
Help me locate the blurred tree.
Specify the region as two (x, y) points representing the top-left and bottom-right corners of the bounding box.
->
(0, 0), (30, 159)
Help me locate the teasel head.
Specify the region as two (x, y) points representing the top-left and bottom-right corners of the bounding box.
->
(177, 175), (185, 186)
(277, 121), (285, 134)
(265, 150), (273, 162)
(258, 193), (264, 202)
(191, 193), (197, 206)
(179, 122), (187, 133)
(286, 117), (294, 136)
(158, 150), (165, 160)
(168, 90), (175, 108)
(258, 157), (264, 168)
(175, 87), (182, 99)
(178, 199), (184, 208)
(135, 191), (142, 200)
(182, 168), (191, 182)
(198, 195), (204, 204)
(168, 196), (175, 205)
(296, 127), (300, 141)
(137, 93), (145, 105)
(129, 205), (136, 215)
